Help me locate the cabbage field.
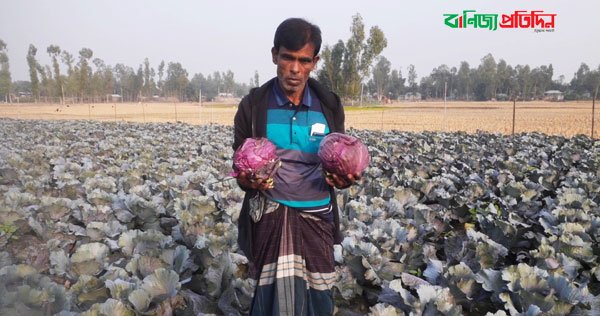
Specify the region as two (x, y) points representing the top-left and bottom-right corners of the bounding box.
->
(1, 118), (599, 315)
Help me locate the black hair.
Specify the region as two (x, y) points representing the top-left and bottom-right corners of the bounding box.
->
(273, 18), (322, 57)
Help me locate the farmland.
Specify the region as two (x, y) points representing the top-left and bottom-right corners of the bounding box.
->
(0, 107), (599, 314)
(0, 100), (598, 138)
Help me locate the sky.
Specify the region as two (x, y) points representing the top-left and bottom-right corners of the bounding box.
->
(1, 0), (599, 85)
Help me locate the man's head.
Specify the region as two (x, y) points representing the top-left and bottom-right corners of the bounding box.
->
(272, 18), (322, 103)
(273, 18), (322, 57)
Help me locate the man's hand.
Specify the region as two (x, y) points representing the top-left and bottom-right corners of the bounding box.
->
(324, 171), (361, 190)
(237, 171), (274, 190)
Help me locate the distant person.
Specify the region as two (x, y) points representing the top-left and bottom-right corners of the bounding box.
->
(232, 18), (360, 315)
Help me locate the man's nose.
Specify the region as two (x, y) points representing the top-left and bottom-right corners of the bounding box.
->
(290, 61), (300, 73)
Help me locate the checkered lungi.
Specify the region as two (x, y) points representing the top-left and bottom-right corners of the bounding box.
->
(249, 204), (336, 316)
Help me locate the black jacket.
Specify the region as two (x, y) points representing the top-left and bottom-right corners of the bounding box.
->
(233, 77), (345, 262)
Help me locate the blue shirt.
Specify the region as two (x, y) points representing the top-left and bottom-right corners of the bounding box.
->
(262, 79), (331, 209)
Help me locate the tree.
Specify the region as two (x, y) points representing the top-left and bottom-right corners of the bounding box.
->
(133, 65), (143, 101)
(27, 44), (41, 100)
(157, 60), (165, 96)
(515, 64), (532, 100)
(190, 73), (205, 101)
(114, 63), (135, 101)
(426, 64), (452, 99)
(407, 64), (418, 93)
(77, 48), (93, 100)
(223, 70), (235, 94)
(143, 58), (155, 98)
(456, 61), (471, 100)
(341, 13), (387, 99)
(371, 56), (391, 101)
(253, 70), (260, 88)
(530, 64), (553, 99)
(496, 59), (515, 98)
(387, 69), (405, 100)
(47, 45), (64, 103)
(92, 58), (114, 100)
(0, 39), (11, 103)
(38, 65), (52, 99)
(476, 53), (498, 100)
(164, 62), (189, 101)
(212, 71), (223, 95)
(419, 76), (435, 99)
(61, 50), (77, 100)
(318, 40), (345, 94)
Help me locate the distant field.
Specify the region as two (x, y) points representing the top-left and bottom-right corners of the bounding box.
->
(0, 101), (597, 137)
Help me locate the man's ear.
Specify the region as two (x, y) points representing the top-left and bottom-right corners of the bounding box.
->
(271, 47), (278, 64)
(313, 55), (320, 66)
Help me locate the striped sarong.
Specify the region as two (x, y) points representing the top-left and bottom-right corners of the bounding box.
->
(249, 204), (336, 315)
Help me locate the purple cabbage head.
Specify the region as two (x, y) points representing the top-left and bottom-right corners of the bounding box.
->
(318, 133), (370, 176)
(231, 137), (280, 179)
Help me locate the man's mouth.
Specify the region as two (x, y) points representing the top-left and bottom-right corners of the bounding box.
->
(286, 78), (301, 86)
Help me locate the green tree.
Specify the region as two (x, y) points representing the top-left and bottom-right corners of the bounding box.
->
(164, 62), (189, 101)
(223, 70), (235, 95)
(61, 50), (77, 100)
(212, 71), (223, 95)
(92, 58), (114, 100)
(341, 13), (387, 99)
(190, 73), (205, 101)
(157, 60), (165, 96)
(39, 65), (52, 100)
(426, 64), (452, 99)
(77, 48), (93, 100)
(419, 76), (435, 99)
(371, 56), (391, 101)
(496, 59), (516, 98)
(27, 44), (41, 100)
(317, 40), (345, 94)
(530, 65), (553, 99)
(47, 45), (64, 103)
(387, 69), (405, 100)
(477, 53), (498, 100)
(456, 61), (472, 100)
(515, 65), (532, 100)
(114, 63), (135, 101)
(570, 63), (600, 99)
(407, 64), (418, 93)
(0, 39), (11, 103)
(134, 65), (144, 101)
(253, 70), (260, 88)
(143, 58), (156, 98)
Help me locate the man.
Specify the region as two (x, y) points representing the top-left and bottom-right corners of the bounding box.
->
(233, 18), (359, 315)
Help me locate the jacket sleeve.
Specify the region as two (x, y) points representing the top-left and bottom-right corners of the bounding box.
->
(233, 93), (253, 151)
(332, 92), (345, 133)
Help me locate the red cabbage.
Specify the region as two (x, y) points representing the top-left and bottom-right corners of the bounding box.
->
(318, 133), (370, 176)
(231, 137), (280, 179)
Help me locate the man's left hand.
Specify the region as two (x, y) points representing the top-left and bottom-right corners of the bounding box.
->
(324, 171), (361, 189)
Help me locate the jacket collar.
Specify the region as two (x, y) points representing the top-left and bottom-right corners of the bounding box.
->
(272, 78), (316, 107)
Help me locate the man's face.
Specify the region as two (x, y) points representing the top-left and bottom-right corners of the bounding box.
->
(272, 43), (320, 100)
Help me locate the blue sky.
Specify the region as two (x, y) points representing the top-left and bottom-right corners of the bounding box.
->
(1, 0), (598, 83)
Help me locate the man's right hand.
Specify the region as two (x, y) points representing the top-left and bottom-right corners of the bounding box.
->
(236, 171), (274, 190)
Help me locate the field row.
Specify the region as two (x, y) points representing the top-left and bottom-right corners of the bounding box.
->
(0, 101), (598, 137)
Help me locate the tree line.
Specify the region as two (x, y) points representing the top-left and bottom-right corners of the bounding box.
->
(316, 15), (600, 102)
(1, 13), (599, 104)
(1, 41), (254, 103)
(363, 54), (600, 102)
